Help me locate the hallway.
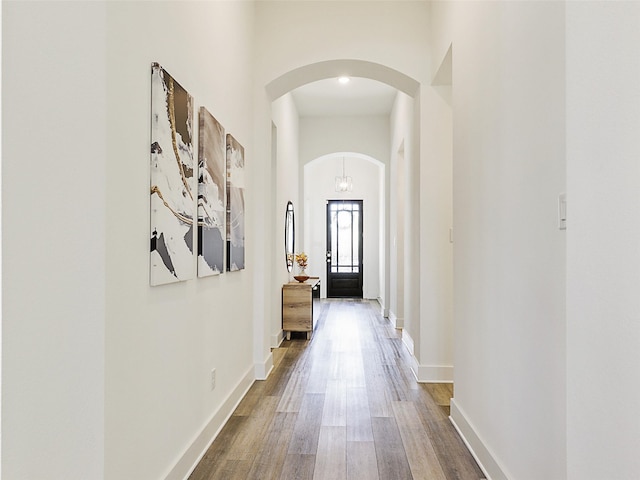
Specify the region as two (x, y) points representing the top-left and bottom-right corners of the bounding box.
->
(190, 300), (485, 480)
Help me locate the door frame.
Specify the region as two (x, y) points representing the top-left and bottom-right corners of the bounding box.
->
(326, 199), (364, 298)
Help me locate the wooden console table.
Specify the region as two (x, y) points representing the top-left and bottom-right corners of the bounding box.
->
(282, 277), (320, 340)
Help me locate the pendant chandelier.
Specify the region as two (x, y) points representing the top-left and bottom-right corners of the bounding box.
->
(335, 157), (353, 192)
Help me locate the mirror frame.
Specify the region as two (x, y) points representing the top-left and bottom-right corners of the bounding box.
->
(285, 201), (295, 272)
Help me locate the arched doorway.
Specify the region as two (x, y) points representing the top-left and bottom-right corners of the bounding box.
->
(259, 58), (450, 385)
(303, 153), (385, 300)
(266, 59), (420, 323)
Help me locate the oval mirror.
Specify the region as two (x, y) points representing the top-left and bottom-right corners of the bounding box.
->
(285, 201), (295, 272)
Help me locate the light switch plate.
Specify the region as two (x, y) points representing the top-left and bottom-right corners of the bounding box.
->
(558, 193), (567, 230)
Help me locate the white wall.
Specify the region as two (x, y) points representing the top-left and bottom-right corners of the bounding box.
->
(104, 3), (255, 480)
(389, 94), (413, 331)
(254, 1), (430, 96)
(418, 84), (454, 382)
(304, 155), (383, 300)
(299, 115), (390, 168)
(448, 2), (566, 479)
(566, 3), (640, 479)
(2, 2), (107, 478)
(424, 0), (454, 380)
(429, 0), (453, 82)
(271, 93), (300, 345)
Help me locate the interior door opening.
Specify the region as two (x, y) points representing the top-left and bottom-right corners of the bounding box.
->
(326, 200), (363, 298)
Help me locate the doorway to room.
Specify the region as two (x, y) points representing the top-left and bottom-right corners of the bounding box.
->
(326, 199), (364, 298)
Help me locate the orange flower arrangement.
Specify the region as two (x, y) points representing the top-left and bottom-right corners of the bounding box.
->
(294, 252), (308, 269)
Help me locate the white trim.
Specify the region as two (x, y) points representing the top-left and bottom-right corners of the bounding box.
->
(388, 310), (403, 329)
(415, 364), (454, 383)
(402, 329), (414, 355)
(254, 351), (274, 381)
(375, 297), (389, 318)
(401, 330), (453, 383)
(271, 330), (284, 349)
(306, 151), (384, 168)
(163, 366), (255, 480)
(449, 399), (510, 480)
(401, 330), (420, 381)
(265, 59), (420, 101)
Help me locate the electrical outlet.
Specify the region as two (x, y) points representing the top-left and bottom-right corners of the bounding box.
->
(210, 368), (216, 391)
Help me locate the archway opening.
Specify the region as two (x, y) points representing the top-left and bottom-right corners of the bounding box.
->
(266, 59), (424, 378)
(303, 153), (385, 300)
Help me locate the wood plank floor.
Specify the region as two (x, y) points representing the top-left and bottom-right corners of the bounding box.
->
(190, 299), (485, 480)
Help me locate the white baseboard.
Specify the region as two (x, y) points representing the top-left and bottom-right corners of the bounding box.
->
(415, 364), (453, 383)
(401, 330), (453, 383)
(375, 297), (390, 318)
(402, 329), (415, 355)
(401, 331), (419, 381)
(271, 330), (284, 349)
(449, 399), (509, 480)
(389, 310), (403, 329)
(164, 366), (255, 480)
(254, 351), (274, 380)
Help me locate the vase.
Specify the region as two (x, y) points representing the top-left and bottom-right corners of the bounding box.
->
(294, 266), (309, 283)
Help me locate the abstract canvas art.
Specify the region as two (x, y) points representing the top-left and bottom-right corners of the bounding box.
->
(150, 63), (195, 285)
(226, 134), (245, 271)
(197, 107), (226, 276)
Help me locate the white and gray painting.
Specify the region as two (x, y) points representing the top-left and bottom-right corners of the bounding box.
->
(150, 63), (195, 285)
(197, 107), (225, 276)
(226, 134), (245, 271)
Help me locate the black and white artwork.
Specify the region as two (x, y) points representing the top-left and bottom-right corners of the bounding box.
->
(226, 134), (245, 271)
(197, 107), (226, 276)
(150, 63), (195, 285)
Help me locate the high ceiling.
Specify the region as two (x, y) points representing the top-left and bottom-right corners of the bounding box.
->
(290, 76), (398, 117)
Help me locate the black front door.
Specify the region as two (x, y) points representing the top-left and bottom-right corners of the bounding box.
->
(326, 200), (363, 298)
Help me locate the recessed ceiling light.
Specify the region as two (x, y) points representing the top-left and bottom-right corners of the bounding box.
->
(338, 76), (350, 85)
